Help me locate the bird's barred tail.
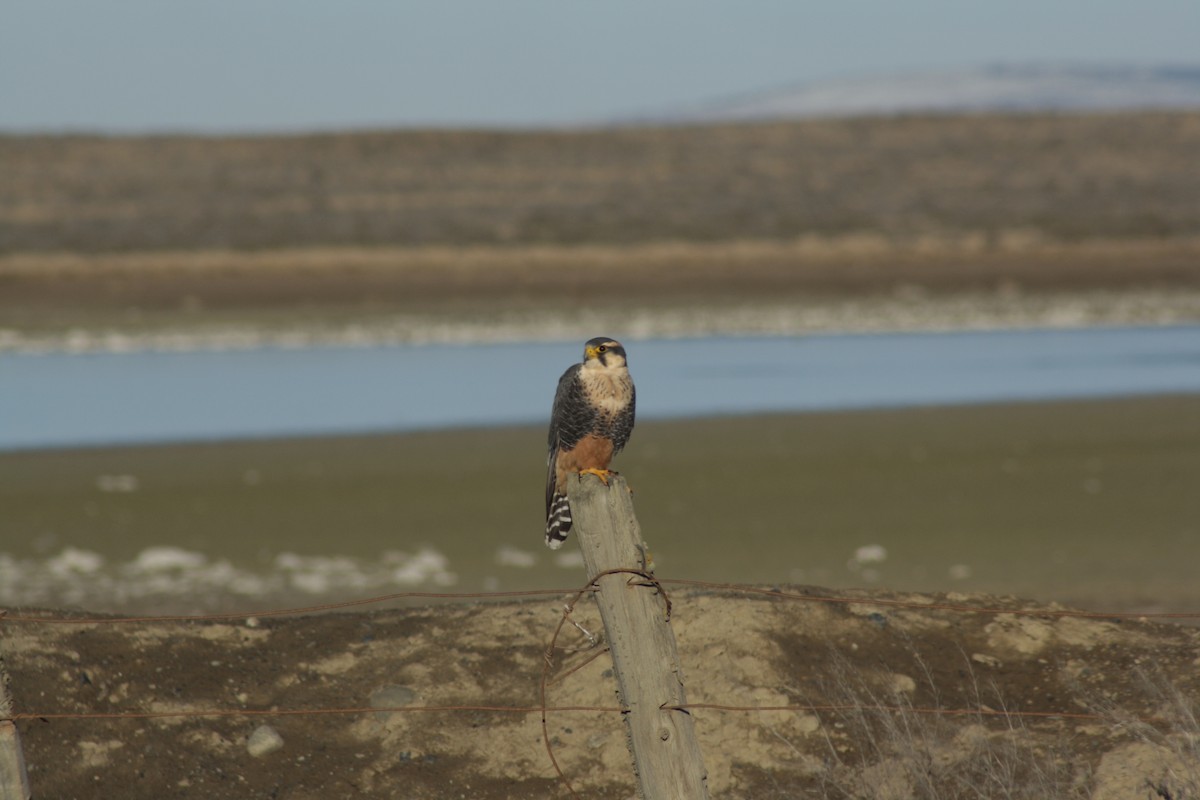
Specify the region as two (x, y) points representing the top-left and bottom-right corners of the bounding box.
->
(545, 492), (572, 549)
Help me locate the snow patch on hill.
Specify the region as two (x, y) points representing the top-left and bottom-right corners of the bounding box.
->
(644, 64), (1200, 123)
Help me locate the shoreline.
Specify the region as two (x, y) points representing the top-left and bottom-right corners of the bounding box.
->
(4, 286), (1199, 355)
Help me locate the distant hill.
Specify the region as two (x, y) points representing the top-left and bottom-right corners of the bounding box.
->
(644, 64), (1200, 124)
(4, 111), (1199, 254)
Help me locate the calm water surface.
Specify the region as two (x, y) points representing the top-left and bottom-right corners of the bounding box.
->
(5, 325), (1200, 451)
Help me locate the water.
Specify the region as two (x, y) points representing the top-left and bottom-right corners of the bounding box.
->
(3, 326), (1199, 451)
(4, 325), (1199, 614)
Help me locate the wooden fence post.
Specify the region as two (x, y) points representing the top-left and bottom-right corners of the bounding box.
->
(0, 651), (32, 800)
(568, 473), (709, 800)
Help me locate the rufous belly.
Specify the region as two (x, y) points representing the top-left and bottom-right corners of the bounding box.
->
(555, 434), (616, 490)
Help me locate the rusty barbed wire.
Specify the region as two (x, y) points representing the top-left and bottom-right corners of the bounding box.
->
(4, 577), (1199, 626)
(659, 578), (1200, 620)
(3, 700), (1168, 730)
(7, 704), (622, 723)
(665, 702), (1118, 723)
(0, 587), (588, 625)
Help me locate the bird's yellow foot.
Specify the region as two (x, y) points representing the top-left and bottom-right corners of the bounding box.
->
(578, 468), (615, 485)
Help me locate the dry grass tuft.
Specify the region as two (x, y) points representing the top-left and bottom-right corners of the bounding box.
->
(810, 648), (1087, 800)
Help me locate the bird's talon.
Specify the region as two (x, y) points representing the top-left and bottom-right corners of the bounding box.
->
(578, 468), (613, 485)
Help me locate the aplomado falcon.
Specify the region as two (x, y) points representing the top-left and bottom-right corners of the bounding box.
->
(545, 337), (636, 549)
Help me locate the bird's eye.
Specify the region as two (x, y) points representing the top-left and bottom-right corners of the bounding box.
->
(598, 345), (607, 353)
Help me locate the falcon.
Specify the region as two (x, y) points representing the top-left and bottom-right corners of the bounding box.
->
(545, 337), (636, 549)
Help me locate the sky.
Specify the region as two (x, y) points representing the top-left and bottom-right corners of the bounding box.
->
(4, 0), (1199, 133)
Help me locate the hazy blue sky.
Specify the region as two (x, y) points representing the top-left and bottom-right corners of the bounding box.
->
(4, 0), (1198, 133)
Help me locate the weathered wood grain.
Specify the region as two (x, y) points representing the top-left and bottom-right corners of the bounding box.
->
(569, 473), (709, 799)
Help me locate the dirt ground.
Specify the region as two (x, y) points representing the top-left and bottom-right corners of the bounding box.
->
(5, 583), (1199, 799)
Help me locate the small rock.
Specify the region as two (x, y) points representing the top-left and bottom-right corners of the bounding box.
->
(246, 724), (284, 757)
(971, 653), (1002, 668)
(793, 713), (820, 734)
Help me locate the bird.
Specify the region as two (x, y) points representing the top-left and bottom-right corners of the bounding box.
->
(545, 337), (636, 549)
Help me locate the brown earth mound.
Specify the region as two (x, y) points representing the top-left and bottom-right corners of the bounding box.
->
(5, 585), (1199, 799)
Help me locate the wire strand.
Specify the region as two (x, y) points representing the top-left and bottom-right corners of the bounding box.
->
(4, 577), (1199, 625)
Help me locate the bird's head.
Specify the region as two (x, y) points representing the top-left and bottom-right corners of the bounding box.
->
(583, 337), (628, 369)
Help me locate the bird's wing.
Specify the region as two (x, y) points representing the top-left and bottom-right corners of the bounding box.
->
(612, 381), (636, 454)
(548, 364), (594, 452)
(546, 364), (594, 515)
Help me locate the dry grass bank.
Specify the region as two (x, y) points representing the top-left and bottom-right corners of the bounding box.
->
(5, 112), (1200, 252)
(2, 112), (1199, 337)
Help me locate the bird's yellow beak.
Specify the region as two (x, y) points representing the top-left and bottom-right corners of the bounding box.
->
(585, 344), (600, 360)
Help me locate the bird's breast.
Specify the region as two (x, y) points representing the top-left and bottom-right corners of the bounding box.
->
(581, 368), (633, 417)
